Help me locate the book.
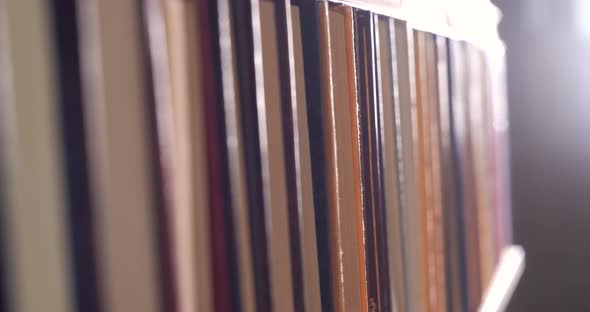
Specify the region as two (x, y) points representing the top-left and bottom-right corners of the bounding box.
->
(49, 0), (100, 310)
(197, 0), (242, 310)
(425, 32), (448, 312)
(280, 0), (308, 308)
(435, 36), (463, 311)
(414, 29), (436, 312)
(466, 47), (495, 291)
(458, 42), (483, 311)
(259, 1), (297, 311)
(291, 5), (323, 312)
(230, 0), (283, 309)
(163, 0), (212, 310)
(77, 0), (162, 311)
(448, 39), (474, 312)
(394, 19), (426, 312)
(480, 56), (503, 267)
(142, 0), (179, 309)
(376, 15), (406, 312)
(318, 2), (365, 310)
(160, 0), (224, 310)
(355, 10), (388, 311)
(343, 8), (371, 311)
(290, 0), (335, 309)
(435, 36), (464, 312)
(0, 1), (74, 311)
(215, 0), (257, 310)
(371, 17), (393, 311)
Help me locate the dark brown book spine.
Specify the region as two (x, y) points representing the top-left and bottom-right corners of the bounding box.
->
(355, 10), (392, 312)
(197, 0), (242, 311)
(355, 12), (379, 310)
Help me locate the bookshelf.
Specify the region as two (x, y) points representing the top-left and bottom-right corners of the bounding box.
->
(0, 0), (522, 311)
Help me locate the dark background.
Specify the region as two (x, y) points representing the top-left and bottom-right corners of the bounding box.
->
(494, 0), (590, 310)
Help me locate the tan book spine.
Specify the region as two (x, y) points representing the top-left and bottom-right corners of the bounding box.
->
(461, 43), (483, 311)
(317, 2), (364, 310)
(425, 33), (448, 312)
(467, 47), (494, 292)
(377, 17), (407, 312)
(259, 1), (296, 311)
(330, 6), (365, 312)
(163, 0), (213, 311)
(77, 1), (161, 311)
(317, 3), (343, 310)
(414, 30), (437, 312)
(394, 20), (425, 312)
(338, 6), (370, 312)
(0, 1), (74, 311)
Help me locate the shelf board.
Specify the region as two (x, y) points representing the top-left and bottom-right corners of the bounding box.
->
(479, 245), (525, 312)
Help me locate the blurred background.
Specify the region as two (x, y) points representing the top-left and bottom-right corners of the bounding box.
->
(496, 0), (590, 310)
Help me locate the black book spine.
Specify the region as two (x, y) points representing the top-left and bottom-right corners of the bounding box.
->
(354, 10), (380, 311)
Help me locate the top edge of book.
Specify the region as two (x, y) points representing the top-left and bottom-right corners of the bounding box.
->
(326, 0), (504, 54)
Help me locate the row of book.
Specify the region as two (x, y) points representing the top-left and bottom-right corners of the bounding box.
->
(0, 0), (512, 311)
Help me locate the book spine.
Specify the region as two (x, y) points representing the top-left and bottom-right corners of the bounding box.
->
(197, 0), (242, 310)
(291, 1), (335, 310)
(272, 1), (306, 310)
